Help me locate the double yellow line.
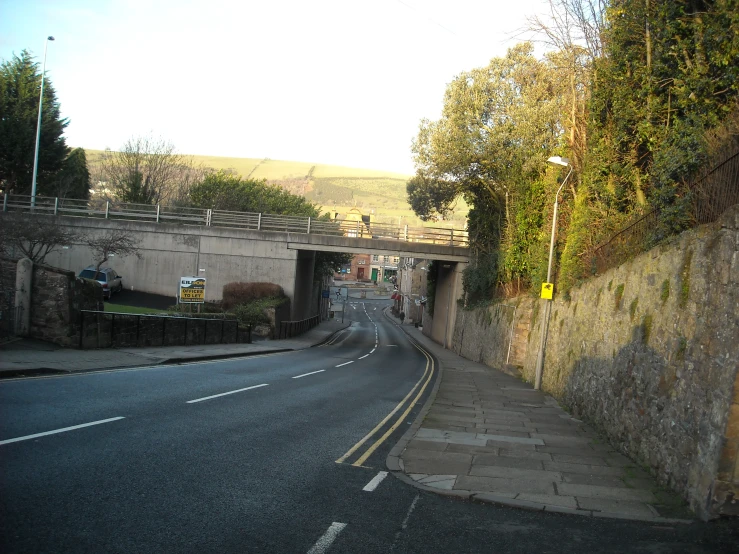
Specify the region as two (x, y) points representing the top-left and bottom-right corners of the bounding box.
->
(336, 341), (435, 467)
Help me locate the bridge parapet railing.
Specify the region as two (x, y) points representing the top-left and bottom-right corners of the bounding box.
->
(2, 194), (468, 248)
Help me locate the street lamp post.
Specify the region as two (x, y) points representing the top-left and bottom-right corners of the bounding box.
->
(534, 156), (573, 390)
(31, 35), (55, 208)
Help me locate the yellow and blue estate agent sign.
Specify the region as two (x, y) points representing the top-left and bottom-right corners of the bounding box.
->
(180, 276), (206, 303)
(541, 282), (554, 300)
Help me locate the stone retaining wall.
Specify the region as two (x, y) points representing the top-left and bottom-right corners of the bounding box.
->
(1, 258), (101, 346)
(448, 205), (739, 520)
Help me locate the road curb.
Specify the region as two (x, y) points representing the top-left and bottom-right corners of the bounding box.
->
(384, 309), (444, 480)
(158, 348), (294, 365)
(0, 324), (352, 380)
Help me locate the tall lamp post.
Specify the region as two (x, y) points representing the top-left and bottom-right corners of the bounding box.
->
(31, 35), (55, 208)
(534, 156), (573, 390)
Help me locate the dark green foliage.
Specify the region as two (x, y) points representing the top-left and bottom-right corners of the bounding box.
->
(232, 297), (288, 327)
(190, 170), (319, 216)
(425, 261), (438, 316)
(679, 249), (693, 307)
(0, 50), (69, 195)
(642, 313), (653, 344)
(676, 336), (687, 360)
(462, 251), (499, 306)
(53, 147), (90, 199)
(406, 171), (458, 221)
(314, 251), (353, 280)
(614, 283), (625, 311)
(660, 279), (670, 304)
(222, 281), (285, 311)
(587, 0), (739, 240)
(408, 1), (739, 300)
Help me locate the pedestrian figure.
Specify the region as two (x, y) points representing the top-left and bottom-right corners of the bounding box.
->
(399, 311), (405, 324)
(336, 289), (341, 300)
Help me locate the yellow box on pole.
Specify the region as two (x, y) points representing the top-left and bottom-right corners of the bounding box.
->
(541, 282), (554, 299)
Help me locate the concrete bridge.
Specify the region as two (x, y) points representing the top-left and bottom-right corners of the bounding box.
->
(2, 196), (469, 321)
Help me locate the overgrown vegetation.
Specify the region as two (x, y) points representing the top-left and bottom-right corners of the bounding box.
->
(407, 0), (739, 302)
(614, 283), (625, 311)
(679, 250), (693, 308)
(425, 261), (438, 317)
(660, 279), (671, 304)
(232, 297), (288, 327)
(222, 282), (285, 311)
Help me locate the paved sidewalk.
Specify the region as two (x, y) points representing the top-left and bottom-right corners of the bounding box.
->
(385, 314), (693, 523)
(0, 321), (351, 377)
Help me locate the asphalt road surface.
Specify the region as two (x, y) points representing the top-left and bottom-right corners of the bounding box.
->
(1, 298), (737, 553)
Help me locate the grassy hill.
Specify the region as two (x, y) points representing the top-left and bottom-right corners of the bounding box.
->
(85, 150), (469, 226)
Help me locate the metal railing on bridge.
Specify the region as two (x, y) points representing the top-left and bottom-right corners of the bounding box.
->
(2, 194), (469, 248)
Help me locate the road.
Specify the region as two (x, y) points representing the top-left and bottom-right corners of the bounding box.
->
(1, 298), (737, 553)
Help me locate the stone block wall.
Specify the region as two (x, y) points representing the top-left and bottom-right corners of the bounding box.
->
(1, 258), (102, 346)
(448, 205), (739, 519)
(451, 300), (531, 373)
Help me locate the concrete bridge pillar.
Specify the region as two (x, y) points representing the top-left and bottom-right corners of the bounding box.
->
(292, 250), (316, 320)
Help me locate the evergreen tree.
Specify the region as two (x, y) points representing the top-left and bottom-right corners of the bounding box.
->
(53, 147), (91, 199)
(0, 50), (69, 195)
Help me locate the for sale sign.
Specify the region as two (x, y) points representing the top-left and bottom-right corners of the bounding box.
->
(180, 276), (206, 303)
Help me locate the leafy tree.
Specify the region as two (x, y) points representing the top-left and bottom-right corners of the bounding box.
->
(100, 135), (191, 204)
(189, 170), (320, 216)
(52, 147), (90, 199)
(405, 171), (457, 221)
(411, 43), (565, 291)
(0, 50), (69, 195)
(314, 251), (353, 280)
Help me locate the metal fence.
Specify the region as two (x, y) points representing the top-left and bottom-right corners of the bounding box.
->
(2, 194), (469, 248)
(587, 146), (739, 275)
(278, 315), (320, 339)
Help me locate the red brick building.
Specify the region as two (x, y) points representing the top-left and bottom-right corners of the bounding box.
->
(334, 253), (372, 281)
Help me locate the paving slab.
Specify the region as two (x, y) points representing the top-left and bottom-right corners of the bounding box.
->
(558, 483), (657, 503)
(385, 313), (694, 523)
(469, 465), (562, 482)
(456, 475), (556, 496)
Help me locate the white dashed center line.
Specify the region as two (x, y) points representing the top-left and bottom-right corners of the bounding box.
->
(292, 370), (325, 379)
(362, 471), (389, 491)
(0, 417), (125, 446)
(358, 354), (369, 359)
(186, 383), (268, 403)
(307, 522), (347, 554)
(335, 361), (354, 367)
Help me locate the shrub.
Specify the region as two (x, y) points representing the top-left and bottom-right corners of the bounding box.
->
(223, 282), (285, 310)
(231, 297), (287, 327)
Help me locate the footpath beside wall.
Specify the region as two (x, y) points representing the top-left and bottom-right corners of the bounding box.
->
(448, 205), (739, 520)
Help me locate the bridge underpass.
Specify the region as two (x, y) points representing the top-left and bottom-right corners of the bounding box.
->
(2, 208), (469, 332)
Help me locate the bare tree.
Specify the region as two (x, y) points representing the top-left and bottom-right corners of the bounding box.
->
(0, 214), (78, 264)
(99, 135), (192, 205)
(84, 229), (142, 277)
(525, 0), (607, 173)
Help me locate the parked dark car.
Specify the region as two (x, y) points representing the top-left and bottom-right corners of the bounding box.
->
(79, 266), (123, 299)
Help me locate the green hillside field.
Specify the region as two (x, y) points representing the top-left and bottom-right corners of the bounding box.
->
(84, 150), (468, 226)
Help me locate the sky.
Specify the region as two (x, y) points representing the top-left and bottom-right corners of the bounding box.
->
(0, 0), (548, 175)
